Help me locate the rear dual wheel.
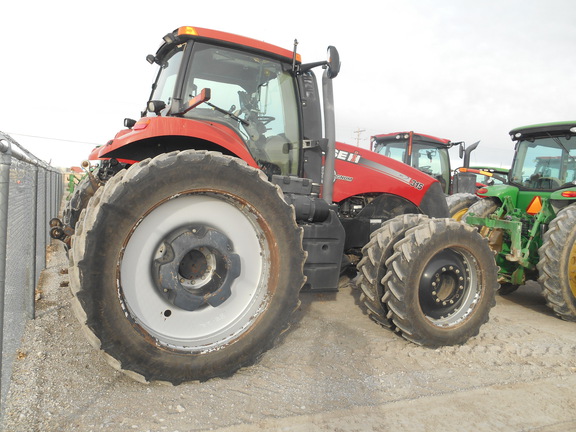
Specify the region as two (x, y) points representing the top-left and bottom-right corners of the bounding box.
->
(359, 216), (497, 347)
(69, 150), (305, 384)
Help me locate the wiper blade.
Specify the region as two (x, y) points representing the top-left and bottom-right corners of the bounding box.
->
(548, 133), (570, 154)
(174, 87), (249, 127)
(205, 102), (249, 126)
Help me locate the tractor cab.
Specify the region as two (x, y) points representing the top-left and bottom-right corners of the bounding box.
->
(146, 37), (302, 177)
(509, 122), (576, 191)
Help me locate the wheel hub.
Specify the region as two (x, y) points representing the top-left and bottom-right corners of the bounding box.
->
(152, 224), (241, 311)
(419, 249), (469, 319)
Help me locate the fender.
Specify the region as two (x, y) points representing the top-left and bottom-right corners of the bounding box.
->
(476, 184), (517, 203)
(93, 116), (259, 168)
(551, 186), (576, 201)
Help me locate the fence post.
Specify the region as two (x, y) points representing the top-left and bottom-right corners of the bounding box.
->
(28, 163), (39, 320)
(0, 138), (12, 413)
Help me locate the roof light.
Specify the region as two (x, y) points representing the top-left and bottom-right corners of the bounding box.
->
(163, 33), (176, 44)
(178, 26), (199, 36)
(570, 127), (576, 133)
(514, 132), (522, 138)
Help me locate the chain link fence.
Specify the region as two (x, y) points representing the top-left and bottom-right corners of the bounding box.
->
(0, 132), (63, 413)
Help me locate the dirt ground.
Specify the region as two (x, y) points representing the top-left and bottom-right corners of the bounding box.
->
(3, 240), (576, 432)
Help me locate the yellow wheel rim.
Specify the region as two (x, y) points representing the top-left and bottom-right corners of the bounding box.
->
(569, 242), (576, 297)
(451, 208), (469, 222)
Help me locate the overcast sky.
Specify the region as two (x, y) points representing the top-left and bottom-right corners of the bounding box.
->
(2, 0), (575, 168)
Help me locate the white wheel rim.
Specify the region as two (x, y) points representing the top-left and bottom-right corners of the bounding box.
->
(119, 193), (271, 352)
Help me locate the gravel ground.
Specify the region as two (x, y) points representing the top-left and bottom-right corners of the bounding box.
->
(2, 239), (576, 431)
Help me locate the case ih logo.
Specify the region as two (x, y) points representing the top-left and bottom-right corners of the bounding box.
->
(335, 149), (361, 163)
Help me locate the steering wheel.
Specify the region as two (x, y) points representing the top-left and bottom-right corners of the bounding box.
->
(257, 115), (275, 125)
(418, 166), (433, 175)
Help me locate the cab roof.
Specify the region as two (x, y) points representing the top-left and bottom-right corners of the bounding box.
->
(509, 121), (576, 141)
(154, 26), (300, 65)
(372, 131), (452, 147)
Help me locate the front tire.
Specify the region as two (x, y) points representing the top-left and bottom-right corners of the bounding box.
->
(383, 218), (498, 347)
(538, 205), (576, 321)
(69, 151), (306, 384)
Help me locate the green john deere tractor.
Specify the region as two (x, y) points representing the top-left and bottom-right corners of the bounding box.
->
(464, 121), (576, 320)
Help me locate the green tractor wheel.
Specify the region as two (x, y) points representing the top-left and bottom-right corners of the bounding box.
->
(538, 205), (576, 321)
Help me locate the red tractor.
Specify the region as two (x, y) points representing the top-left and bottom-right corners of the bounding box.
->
(57, 26), (497, 384)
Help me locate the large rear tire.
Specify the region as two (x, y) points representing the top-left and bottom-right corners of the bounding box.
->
(538, 205), (576, 321)
(69, 150), (306, 384)
(357, 214), (430, 329)
(383, 218), (498, 347)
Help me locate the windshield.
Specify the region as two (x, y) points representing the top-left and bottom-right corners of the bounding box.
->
(375, 141), (450, 192)
(375, 141), (407, 162)
(150, 45), (184, 110)
(510, 136), (576, 190)
(180, 43), (300, 176)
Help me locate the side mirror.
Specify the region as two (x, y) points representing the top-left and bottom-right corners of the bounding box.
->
(178, 88), (212, 116)
(326, 46), (340, 79)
